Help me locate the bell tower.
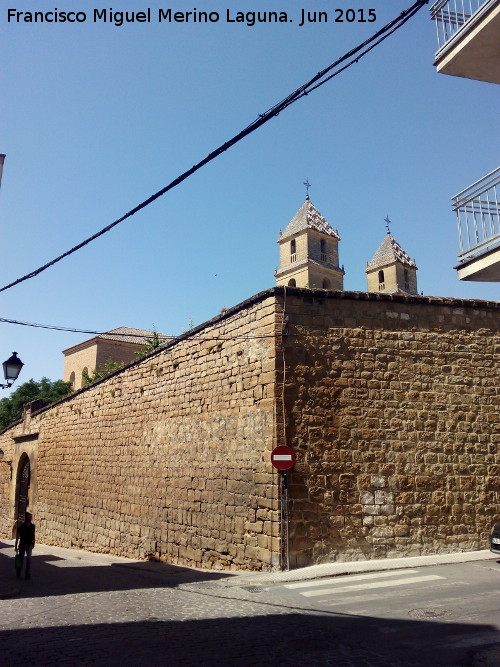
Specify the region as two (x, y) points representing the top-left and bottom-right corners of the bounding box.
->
(275, 197), (344, 290)
(365, 226), (418, 295)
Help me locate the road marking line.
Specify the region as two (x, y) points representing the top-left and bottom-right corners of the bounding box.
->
(285, 569), (419, 589)
(315, 592), (416, 606)
(300, 575), (445, 597)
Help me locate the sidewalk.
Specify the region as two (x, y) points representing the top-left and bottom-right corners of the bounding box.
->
(2, 539), (496, 595)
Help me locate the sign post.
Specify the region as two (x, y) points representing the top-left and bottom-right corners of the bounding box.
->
(271, 445), (296, 571)
(279, 471), (289, 571)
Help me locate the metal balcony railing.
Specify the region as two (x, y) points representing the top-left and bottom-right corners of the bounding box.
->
(453, 167), (500, 261)
(430, 0), (492, 51)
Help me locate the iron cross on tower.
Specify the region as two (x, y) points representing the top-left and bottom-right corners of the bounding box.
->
(384, 215), (392, 234)
(303, 178), (311, 199)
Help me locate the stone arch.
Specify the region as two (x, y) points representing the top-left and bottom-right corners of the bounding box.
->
(69, 371), (76, 388)
(288, 279), (296, 287)
(322, 278), (331, 289)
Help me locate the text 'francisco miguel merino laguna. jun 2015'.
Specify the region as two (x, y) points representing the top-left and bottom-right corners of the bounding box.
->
(6, 7), (377, 27)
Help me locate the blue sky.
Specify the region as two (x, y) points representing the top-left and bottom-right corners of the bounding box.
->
(1, 0), (499, 393)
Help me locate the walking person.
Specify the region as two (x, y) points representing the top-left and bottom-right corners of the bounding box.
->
(15, 512), (35, 579)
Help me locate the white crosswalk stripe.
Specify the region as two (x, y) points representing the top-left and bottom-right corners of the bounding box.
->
(285, 568), (421, 589)
(299, 574), (444, 597)
(283, 568), (446, 602)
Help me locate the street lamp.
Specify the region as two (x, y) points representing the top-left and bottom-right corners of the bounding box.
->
(1, 352), (24, 389)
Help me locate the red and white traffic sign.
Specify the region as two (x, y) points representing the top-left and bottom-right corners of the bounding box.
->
(271, 445), (296, 471)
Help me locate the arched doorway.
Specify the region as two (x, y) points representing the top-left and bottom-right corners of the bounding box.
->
(16, 455), (30, 528)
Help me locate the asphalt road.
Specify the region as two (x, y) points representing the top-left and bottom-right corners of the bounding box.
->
(266, 559), (500, 666)
(1, 540), (499, 666)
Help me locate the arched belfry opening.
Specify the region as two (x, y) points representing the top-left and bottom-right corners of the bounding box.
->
(15, 454), (31, 529)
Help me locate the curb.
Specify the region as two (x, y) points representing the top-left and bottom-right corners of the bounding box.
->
(0, 586), (20, 599)
(226, 550), (497, 586)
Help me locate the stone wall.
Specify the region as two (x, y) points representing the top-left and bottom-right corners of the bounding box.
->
(280, 290), (499, 567)
(1, 287), (498, 571)
(1, 293), (282, 570)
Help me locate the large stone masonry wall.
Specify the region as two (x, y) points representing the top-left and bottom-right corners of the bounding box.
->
(280, 290), (499, 567)
(0, 293), (282, 571)
(1, 287), (498, 572)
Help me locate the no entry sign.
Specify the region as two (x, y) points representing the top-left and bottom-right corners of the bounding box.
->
(271, 445), (296, 471)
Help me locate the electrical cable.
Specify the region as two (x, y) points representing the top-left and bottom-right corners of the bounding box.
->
(0, 315), (284, 340)
(0, 0), (429, 295)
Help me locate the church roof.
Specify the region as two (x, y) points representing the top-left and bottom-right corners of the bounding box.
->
(62, 327), (170, 356)
(366, 233), (417, 271)
(280, 198), (340, 240)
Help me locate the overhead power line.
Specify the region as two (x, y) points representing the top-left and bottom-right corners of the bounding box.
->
(0, 0), (428, 295)
(0, 315), (279, 341)
(0, 317), (146, 336)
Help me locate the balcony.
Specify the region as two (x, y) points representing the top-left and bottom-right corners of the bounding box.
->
(430, 0), (500, 83)
(453, 167), (500, 281)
